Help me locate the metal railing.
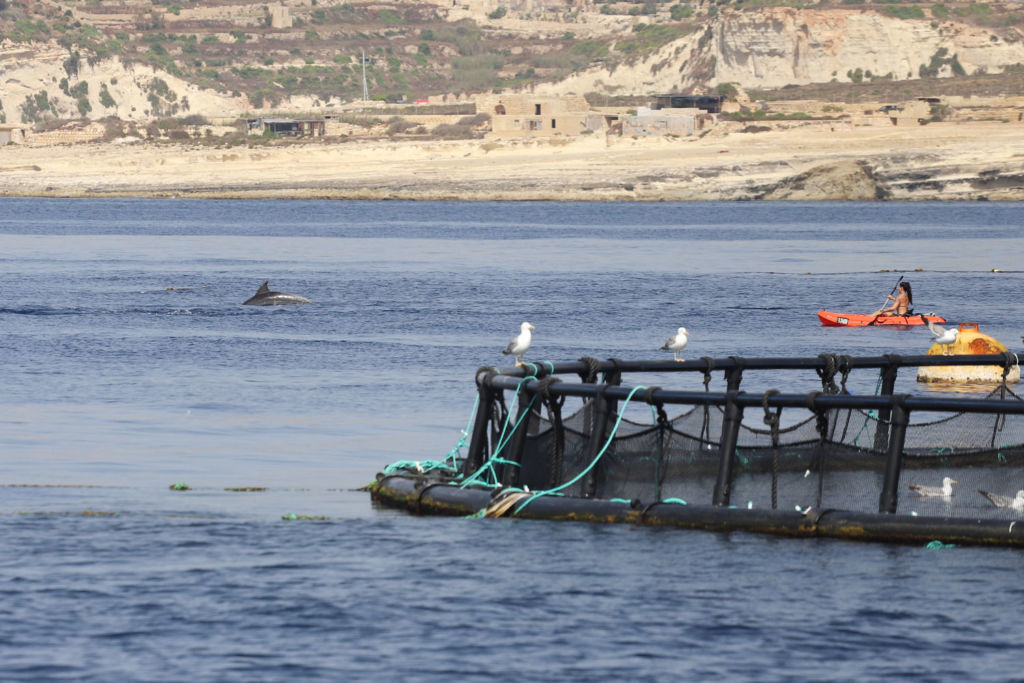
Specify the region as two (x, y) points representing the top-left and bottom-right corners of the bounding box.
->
(464, 353), (1023, 514)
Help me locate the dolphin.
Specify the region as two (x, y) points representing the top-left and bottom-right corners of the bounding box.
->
(242, 281), (312, 306)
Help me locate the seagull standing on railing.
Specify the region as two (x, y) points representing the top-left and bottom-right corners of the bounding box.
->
(925, 319), (958, 355)
(660, 326), (689, 362)
(978, 489), (1024, 510)
(908, 476), (958, 498)
(502, 322), (535, 367)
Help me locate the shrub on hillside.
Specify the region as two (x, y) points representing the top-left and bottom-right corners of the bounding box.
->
(431, 122), (482, 139)
(457, 113), (490, 126)
(386, 117), (418, 135)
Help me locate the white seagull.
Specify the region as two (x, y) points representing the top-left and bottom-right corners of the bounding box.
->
(978, 489), (1024, 510)
(502, 322), (535, 366)
(660, 326), (689, 362)
(925, 319), (958, 355)
(908, 476), (958, 498)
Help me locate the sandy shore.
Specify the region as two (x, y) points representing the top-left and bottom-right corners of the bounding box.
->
(2, 120), (1023, 201)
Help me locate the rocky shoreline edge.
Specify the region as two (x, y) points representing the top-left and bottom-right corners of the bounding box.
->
(2, 121), (1023, 202)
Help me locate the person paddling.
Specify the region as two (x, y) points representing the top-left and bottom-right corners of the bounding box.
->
(871, 281), (912, 317)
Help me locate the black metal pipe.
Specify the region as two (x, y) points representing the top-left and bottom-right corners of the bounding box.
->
(582, 387), (614, 499)
(879, 398), (911, 513)
(503, 391), (538, 487)
(464, 372), (495, 476)
(494, 354), (1020, 378)
(713, 391), (745, 506)
(873, 357), (902, 451)
(725, 361), (744, 391)
(485, 376), (1024, 415)
(371, 476), (1024, 548)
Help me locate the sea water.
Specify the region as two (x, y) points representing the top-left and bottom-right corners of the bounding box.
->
(1, 198), (1023, 680)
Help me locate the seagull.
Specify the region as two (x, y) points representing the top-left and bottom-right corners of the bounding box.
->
(924, 318), (958, 355)
(978, 489), (1024, 510)
(660, 326), (689, 362)
(502, 322), (534, 366)
(908, 476), (958, 498)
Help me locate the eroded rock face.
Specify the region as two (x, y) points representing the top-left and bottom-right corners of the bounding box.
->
(709, 8), (1024, 89)
(757, 160), (890, 201)
(539, 8), (1024, 95)
(0, 40), (247, 123)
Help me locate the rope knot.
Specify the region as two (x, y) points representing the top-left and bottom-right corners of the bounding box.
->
(701, 356), (715, 390)
(475, 366), (498, 387)
(837, 355), (853, 393)
(604, 358), (624, 386)
(762, 389), (781, 427)
(536, 376), (563, 403)
(816, 353), (840, 394)
(577, 356), (601, 384)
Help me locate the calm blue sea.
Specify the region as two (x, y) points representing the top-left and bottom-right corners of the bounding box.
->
(1, 198), (1023, 681)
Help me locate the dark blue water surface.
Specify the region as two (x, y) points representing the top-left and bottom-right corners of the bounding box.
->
(2, 198), (1024, 680)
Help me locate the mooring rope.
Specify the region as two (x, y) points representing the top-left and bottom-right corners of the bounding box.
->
(511, 385), (648, 515)
(762, 389), (781, 510)
(382, 394), (480, 477)
(459, 371), (539, 489)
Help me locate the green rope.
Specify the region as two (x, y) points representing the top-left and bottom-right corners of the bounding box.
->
(381, 394), (480, 477)
(513, 385), (648, 515)
(925, 540), (956, 549)
(662, 497), (687, 505)
(459, 372), (539, 489)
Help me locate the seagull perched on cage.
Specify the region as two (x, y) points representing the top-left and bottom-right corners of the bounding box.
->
(660, 327), (689, 362)
(978, 489), (1024, 510)
(908, 476), (958, 498)
(502, 321), (535, 366)
(924, 319), (958, 355)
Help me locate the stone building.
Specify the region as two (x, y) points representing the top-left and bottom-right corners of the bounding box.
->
(480, 94), (593, 138)
(0, 124), (29, 145)
(269, 4), (292, 29)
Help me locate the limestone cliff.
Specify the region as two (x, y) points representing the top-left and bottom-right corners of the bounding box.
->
(537, 8), (1024, 95)
(0, 40), (246, 125)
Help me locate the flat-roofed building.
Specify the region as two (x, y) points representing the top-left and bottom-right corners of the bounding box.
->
(482, 94), (593, 138)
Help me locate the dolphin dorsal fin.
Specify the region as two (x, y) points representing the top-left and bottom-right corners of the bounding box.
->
(256, 280), (270, 294)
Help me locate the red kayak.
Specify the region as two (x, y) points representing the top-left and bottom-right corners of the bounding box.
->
(818, 310), (947, 327)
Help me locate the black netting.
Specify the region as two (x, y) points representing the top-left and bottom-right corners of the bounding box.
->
(510, 389), (1024, 520)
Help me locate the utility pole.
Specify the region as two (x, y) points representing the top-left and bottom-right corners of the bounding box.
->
(361, 48), (369, 102)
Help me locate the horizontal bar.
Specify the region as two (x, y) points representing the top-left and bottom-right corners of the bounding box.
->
(486, 375), (1024, 415)
(496, 353), (1021, 378)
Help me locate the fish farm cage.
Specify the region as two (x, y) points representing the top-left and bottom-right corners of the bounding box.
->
(368, 353), (1024, 548)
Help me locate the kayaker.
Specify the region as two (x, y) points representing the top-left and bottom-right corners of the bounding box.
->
(871, 281), (912, 317)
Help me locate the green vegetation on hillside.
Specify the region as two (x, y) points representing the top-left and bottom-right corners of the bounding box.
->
(2, 0), (1023, 114)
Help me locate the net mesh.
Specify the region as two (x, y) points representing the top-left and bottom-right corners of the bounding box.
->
(512, 387), (1024, 519)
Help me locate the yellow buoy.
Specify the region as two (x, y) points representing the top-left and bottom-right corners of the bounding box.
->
(917, 323), (1020, 384)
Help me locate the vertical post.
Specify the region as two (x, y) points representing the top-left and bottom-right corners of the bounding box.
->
(872, 358), (901, 452)
(725, 359), (744, 391)
(713, 391), (745, 506)
(878, 398), (910, 514)
(463, 374), (494, 477)
(361, 49), (369, 102)
(502, 387), (539, 487)
(583, 386), (616, 498)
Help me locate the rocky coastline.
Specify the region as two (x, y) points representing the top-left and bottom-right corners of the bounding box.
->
(2, 119), (1023, 202)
